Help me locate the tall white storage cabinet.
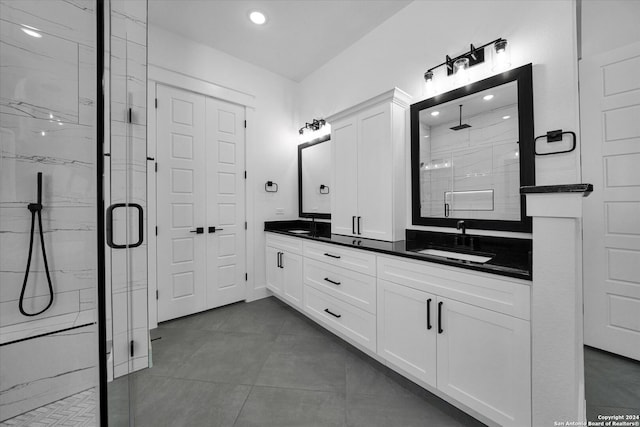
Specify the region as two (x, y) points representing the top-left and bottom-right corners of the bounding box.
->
(328, 88), (411, 241)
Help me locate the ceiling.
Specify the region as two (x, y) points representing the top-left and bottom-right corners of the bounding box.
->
(148, 0), (412, 82)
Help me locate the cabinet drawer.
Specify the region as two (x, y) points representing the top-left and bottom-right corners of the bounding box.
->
(304, 258), (376, 314)
(304, 285), (376, 352)
(266, 232), (303, 255)
(303, 241), (376, 276)
(377, 255), (531, 320)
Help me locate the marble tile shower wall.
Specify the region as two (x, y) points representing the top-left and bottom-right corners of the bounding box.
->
(0, 0), (98, 341)
(0, 0), (99, 421)
(106, 0), (149, 379)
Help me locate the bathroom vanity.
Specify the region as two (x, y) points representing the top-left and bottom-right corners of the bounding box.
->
(266, 69), (537, 426)
(264, 222), (532, 427)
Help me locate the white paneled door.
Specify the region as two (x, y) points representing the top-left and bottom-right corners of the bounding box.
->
(581, 42), (640, 361)
(156, 85), (245, 322)
(205, 97), (246, 308)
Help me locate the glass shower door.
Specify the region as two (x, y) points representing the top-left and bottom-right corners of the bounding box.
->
(104, 0), (148, 425)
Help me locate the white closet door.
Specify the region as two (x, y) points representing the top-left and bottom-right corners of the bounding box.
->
(156, 85), (207, 321)
(581, 41), (640, 361)
(205, 97), (246, 309)
(331, 117), (359, 236)
(357, 104), (392, 240)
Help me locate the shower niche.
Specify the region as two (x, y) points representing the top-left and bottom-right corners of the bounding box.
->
(410, 64), (534, 232)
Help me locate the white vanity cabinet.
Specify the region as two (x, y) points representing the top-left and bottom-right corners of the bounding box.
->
(264, 231), (532, 427)
(328, 88), (411, 241)
(302, 240), (377, 352)
(265, 234), (303, 309)
(377, 255), (532, 427)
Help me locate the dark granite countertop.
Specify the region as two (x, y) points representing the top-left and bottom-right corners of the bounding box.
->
(520, 183), (593, 196)
(265, 220), (532, 281)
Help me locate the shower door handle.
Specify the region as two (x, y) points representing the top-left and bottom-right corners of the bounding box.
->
(106, 203), (144, 249)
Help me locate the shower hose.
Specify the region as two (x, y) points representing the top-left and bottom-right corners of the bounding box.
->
(19, 172), (54, 316)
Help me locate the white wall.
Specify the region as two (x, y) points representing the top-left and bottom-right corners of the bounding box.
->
(148, 25), (299, 300)
(581, 0), (640, 58)
(298, 0), (581, 235)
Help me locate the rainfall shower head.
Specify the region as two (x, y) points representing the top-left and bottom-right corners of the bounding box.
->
(450, 104), (471, 131)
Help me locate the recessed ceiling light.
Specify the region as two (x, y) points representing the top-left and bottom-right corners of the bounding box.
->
(431, 111), (440, 116)
(502, 115), (511, 120)
(22, 27), (42, 38)
(249, 11), (266, 25)
(483, 94), (494, 101)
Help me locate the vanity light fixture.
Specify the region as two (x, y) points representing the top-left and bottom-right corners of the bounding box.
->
(298, 118), (326, 135)
(492, 39), (511, 71)
(422, 38), (509, 91)
(249, 11), (267, 25)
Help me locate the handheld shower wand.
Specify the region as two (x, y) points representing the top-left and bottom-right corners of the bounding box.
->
(19, 172), (54, 316)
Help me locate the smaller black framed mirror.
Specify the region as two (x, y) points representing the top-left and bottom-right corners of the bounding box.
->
(411, 63), (534, 232)
(298, 135), (331, 219)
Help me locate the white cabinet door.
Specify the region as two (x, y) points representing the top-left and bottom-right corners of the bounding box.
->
(437, 298), (531, 427)
(377, 279), (437, 387)
(266, 246), (283, 295)
(282, 252), (303, 309)
(357, 104), (393, 241)
(331, 116), (358, 236)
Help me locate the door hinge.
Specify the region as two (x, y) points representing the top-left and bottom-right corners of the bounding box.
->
(155, 226), (158, 236)
(155, 163), (158, 172)
(244, 221), (247, 230)
(155, 98), (158, 108)
(156, 290), (159, 300)
(128, 108), (132, 123)
(245, 273), (248, 281)
(244, 120), (247, 128)
(130, 340), (134, 357)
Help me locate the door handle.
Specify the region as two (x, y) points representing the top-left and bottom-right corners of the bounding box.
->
(438, 301), (444, 334)
(106, 203), (144, 248)
(352, 216), (356, 234)
(208, 226), (224, 233)
(357, 216), (361, 235)
(324, 277), (341, 286)
(427, 298), (432, 330)
(278, 252), (284, 268)
(190, 227), (204, 234)
(324, 308), (341, 318)
(276, 252), (281, 268)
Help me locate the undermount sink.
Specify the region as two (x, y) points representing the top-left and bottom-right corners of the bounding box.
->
(288, 229), (310, 234)
(415, 248), (493, 264)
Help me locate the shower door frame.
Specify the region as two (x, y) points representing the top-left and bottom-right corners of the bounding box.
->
(96, 0), (108, 424)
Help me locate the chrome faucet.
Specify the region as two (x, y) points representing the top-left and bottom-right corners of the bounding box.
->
(456, 220), (466, 235)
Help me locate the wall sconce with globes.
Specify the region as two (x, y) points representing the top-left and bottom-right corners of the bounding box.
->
(423, 38), (510, 95)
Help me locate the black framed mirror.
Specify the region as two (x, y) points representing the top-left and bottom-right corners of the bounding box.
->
(411, 63), (534, 232)
(298, 135), (331, 219)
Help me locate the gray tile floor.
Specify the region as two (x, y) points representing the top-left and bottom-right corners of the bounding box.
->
(110, 297), (486, 427)
(584, 346), (640, 422)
